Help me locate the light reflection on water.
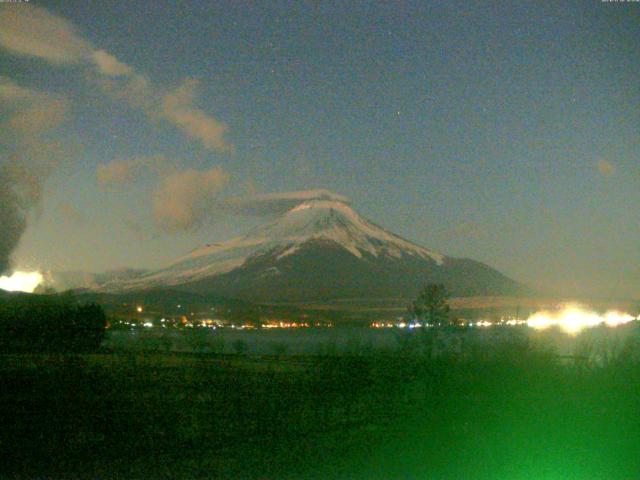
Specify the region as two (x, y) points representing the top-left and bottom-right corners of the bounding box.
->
(105, 321), (639, 358)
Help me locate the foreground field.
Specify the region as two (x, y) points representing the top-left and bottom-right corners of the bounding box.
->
(2, 328), (640, 479)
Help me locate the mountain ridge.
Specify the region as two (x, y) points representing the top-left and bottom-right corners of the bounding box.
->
(95, 198), (524, 303)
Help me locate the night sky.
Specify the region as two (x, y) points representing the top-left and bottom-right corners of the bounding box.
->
(1, 1), (638, 297)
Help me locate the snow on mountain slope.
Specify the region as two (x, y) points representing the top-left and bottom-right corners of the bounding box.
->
(102, 199), (444, 291)
(248, 200), (443, 262)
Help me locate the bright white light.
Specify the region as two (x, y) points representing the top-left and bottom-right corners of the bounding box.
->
(603, 311), (635, 327)
(0, 270), (43, 293)
(527, 304), (636, 335)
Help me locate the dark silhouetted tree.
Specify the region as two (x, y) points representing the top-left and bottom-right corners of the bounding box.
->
(409, 283), (451, 327)
(0, 294), (107, 353)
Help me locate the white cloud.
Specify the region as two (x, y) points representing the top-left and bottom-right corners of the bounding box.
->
(0, 4), (91, 63)
(91, 50), (133, 77)
(153, 168), (230, 232)
(0, 5), (233, 153)
(161, 79), (233, 153)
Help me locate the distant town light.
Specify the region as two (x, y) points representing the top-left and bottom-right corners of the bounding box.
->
(136, 306), (143, 313)
(526, 305), (636, 335)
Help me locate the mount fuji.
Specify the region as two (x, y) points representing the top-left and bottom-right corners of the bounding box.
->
(98, 199), (523, 304)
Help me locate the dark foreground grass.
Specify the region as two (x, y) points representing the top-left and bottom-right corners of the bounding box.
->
(1, 343), (639, 479)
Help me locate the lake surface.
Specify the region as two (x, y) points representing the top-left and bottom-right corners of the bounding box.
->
(104, 323), (639, 359)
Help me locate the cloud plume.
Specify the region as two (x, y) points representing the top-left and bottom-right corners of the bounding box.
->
(0, 77), (69, 272)
(152, 186), (348, 233)
(220, 189), (351, 216)
(0, 173), (27, 274)
(58, 202), (87, 226)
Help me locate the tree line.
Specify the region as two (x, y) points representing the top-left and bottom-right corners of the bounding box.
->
(0, 293), (106, 353)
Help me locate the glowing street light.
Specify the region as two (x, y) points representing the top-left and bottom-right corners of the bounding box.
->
(526, 304), (636, 335)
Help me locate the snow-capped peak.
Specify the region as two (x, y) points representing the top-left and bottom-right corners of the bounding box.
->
(243, 199), (444, 263)
(101, 198), (444, 291)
